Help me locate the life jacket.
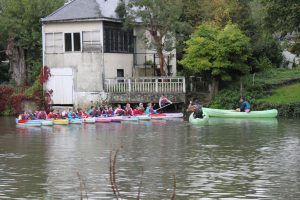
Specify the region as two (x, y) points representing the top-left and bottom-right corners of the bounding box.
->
(125, 107), (133, 116)
(133, 108), (140, 115)
(138, 107), (144, 115)
(82, 113), (89, 118)
(96, 109), (102, 116)
(160, 96), (167, 106)
(115, 108), (124, 116)
(47, 113), (53, 119)
(108, 109), (113, 116)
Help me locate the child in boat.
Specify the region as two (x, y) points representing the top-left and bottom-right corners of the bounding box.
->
(114, 104), (125, 116)
(76, 108), (83, 118)
(37, 111), (47, 120)
(187, 100), (203, 119)
(96, 106), (102, 117)
(133, 105), (140, 115)
(67, 108), (79, 119)
(88, 106), (96, 117)
(47, 109), (55, 119)
(138, 103), (145, 114)
(145, 103), (157, 114)
(125, 103), (133, 116)
(236, 96), (251, 112)
(61, 110), (68, 119)
(81, 111), (89, 119)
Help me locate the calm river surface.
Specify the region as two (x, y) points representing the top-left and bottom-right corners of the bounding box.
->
(0, 117), (300, 199)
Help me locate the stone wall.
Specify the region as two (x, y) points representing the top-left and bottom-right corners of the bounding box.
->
(109, 92), (185, 104)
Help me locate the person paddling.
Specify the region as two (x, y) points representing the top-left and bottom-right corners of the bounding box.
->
(236, 96), (251, 112)
(159, 94), (172, 108)
(186, 99), (204, 119)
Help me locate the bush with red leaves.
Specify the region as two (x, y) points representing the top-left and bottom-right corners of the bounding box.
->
(39, 66), (51, 84)
(0, 85), (15, 112)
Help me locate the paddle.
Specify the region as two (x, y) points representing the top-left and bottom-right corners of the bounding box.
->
(155, 103), (173, 112)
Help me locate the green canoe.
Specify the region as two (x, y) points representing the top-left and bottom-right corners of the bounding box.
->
(189, 112), (209, 125)
(202, 108), (278, 118)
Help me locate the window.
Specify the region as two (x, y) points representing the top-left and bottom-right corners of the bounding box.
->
(117, 69), (124, 83)
(82, 31), (101, 52)
(64, 32), (81, 52)
(65, 33), (72, 52)
(103, 22), (134, 53)
(73, 33), (81, 51)
(45, 32), (63, 54)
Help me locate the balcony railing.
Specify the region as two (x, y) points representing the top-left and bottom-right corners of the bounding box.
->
(105, 77), (186, 93)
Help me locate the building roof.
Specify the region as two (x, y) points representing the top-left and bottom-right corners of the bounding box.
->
(42, 0), (121, 23)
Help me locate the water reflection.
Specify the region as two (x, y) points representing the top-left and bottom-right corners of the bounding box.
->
(0, 117), (299, 199)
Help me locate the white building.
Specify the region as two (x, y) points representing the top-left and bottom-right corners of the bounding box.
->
(42, 0), (179, 107)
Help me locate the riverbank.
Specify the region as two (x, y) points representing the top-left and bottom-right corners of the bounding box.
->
(209, 68), (300, 117)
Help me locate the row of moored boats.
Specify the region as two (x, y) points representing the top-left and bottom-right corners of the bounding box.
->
(16, 113), (184, 127)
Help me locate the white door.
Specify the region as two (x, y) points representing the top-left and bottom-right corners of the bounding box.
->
(46, 68), (73, 105)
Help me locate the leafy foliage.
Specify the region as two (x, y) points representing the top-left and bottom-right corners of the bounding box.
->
(0, 0), (64, 82)
(125, 0), (190, 76)
(262, 0), (300, 33)
(180, 23), (251, 81)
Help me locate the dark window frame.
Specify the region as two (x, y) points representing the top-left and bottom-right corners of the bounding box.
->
(64, 32), (81, 52)
(103, 22), (134, 53)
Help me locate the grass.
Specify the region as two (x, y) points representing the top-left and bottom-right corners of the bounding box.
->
(260, 83), (300, 104)
(243, 67), (300, 87)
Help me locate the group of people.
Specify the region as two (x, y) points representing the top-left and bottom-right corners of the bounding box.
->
(18, 94), (250, 121)
(187, 96), (251, 119)
(17, 95), (174, 120)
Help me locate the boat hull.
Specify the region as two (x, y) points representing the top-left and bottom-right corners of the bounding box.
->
(53, 119), (69, 125)
(202, 108), (278, 118)
(189, 113), (209, 125)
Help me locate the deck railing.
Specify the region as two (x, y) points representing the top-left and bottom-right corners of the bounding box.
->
(105, 77), (186, 93)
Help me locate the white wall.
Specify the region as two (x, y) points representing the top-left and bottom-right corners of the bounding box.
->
(104, 54), (133, 78)
(43, 21), (105, 106)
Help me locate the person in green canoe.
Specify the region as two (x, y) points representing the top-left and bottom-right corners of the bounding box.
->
(187, 99), (204, 118)
(236, 96), (251, 112)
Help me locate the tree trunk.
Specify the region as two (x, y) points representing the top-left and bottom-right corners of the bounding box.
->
(209, 77), (219, 99)
(157, 47), (166, 76)
(239, 77), (243, 97)
(6, 37), (27, 86)
(151, 33), (166, 77)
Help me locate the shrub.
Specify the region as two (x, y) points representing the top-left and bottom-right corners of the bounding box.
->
(0, 85), (15, 112)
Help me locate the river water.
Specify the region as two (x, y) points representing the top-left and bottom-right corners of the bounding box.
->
(0, 117), (299, 199)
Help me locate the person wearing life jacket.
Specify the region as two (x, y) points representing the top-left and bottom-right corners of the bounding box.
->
(81, 111), (89, 119)
(159, 94), (172, 108)
(138, 103), (145, 115)
(133, 105), (140, 115)
(145, 103), (157, 114)
(125, 103), (133, 116)
(108, 106), (114, 116)
(88, 106), (96, 117)
(187, 99), (203, 119)
(76, 108), (83, 118)
(114, 104), (125, 116)
(236, 96), (251, 112)
(47, 109), (54, 119)
(37, 111), (47, 120)
(96, 106), (102, 117)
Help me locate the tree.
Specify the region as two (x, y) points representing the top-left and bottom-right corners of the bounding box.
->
(180, 23), (251, 98)
(262, 0), (300, 33)
(0, 0), (64, 85)
(123, 0), (189, 76)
